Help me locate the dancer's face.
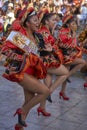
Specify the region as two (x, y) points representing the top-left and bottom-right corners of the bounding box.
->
(46, 15), (57, 29)
(27, 15), (40, 32)
(69, 21), (77, 32)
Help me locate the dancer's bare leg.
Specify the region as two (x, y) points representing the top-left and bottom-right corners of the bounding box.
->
(15, 90), (34, 130)
(16, 89), (32, 130)
(39, 74), (52, 108)
(60, 65), (70, 94)
(23, 89), (34, 107)
(40, 65), (69, 108)
(68, 58), (86, 77)
(48, 65), (69, 93)
(44, 74), (52, 88)
(18, 74), (50, 120)
(61, 58), (86, 97)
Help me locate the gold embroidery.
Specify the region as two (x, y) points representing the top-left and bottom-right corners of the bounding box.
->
(13, 33), (26, 48)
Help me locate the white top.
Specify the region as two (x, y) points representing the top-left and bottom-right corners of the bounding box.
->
(54, 0), (63, 6)
(80, 5), (87, 14)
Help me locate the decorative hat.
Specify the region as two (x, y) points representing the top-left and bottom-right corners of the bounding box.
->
(62, 14), (73, 24)
(38, 8), (49, 22)
(18, 9), (26, 20)
(21, 7), (36, 24)
(14, 8), (22, 18)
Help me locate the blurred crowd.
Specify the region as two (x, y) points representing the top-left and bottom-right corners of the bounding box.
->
(0, 0), (87, 38)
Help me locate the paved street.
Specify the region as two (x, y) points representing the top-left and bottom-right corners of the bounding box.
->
(0, 65), (87, 130)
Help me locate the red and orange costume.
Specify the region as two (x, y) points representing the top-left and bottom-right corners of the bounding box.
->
(58, 25), (82, 65)
(1, 8), (47, 82)
(38, 26), (63, 68)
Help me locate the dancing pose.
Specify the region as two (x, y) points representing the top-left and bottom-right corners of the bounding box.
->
(0, 7), (50, 130)
(36, 9), (69, 114)
(58, 14), (86, 98)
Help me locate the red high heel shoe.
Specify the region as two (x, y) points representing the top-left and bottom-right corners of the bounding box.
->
(14, 108), (23, 116)
(59, 92), (69, 101)
(15, 124), (23, 130)
(84, 82), (87, 89)
(14, 108), (27, 127)
(37, 107), (51, 116)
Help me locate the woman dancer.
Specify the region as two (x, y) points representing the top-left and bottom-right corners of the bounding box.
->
(58, 14), (86, 98)
(0, 7), (50, 130)
(36, 9), (69, 113)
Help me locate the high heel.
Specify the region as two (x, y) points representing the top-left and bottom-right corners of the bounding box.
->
(46, 95), (52, 103)
(15, 124), (23, 130)
(59, 92), (69, 101)
(84, 82), (87, 90)
(37, 107), (51, 116)
(14, 108), (27, 127)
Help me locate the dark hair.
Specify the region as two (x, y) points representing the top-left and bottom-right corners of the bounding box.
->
(58, 13), (63, 19)
(63, 16), (75, 28)
(41, 13), (54, 25)
(62, 24), (68, 28)
(15, 9), (21, 18)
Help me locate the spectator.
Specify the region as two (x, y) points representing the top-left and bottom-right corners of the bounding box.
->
(77, 3), (87, 26)
(53, 0), (63, 6)
(2, 0), (9, 12)
(0, 0), (3, 8)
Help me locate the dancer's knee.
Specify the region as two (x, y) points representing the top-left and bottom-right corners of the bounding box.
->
(80, 60), (86, 68)
(43, 87), (50, 97)
(63, 68), (69, 76)
(61, 75), (67, 82)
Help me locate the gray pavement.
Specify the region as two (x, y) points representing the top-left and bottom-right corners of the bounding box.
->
(0, 65), (87, 130)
